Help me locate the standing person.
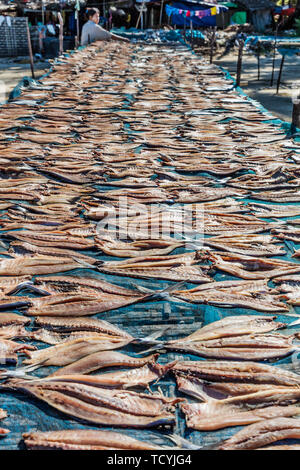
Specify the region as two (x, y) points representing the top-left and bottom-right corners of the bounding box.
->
(81, 8), (129, 45)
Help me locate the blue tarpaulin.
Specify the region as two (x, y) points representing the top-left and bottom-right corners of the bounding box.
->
(165, 2), (217, 26)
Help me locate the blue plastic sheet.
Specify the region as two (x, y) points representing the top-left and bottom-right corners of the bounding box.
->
(1, 30), (300, 450)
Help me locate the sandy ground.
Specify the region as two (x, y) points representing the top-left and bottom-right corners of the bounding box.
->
(214, 49), (300, 123)
(0, 58), (50, 103)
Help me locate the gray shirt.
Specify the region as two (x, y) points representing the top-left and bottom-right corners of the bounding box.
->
(81, 20), (111, 46)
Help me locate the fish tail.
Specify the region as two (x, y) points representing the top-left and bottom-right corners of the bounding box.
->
(134, 344), (165, 355)
(165, 434), (213, 450)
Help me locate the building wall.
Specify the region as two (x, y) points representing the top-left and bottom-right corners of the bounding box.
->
(0, 17), (29, 57)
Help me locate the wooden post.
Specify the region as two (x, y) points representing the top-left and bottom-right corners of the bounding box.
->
(210, 27), (216, 64)
(26, 18), (35, 79)
(159, 0), (164, 27)
(236, 39), (244, 87)
(292, 96), (300, 133)
(276, 54), (285, 94)
(58, 12), (64, 55)
(41, 0), (45, 24)
(271, 25), (279, 86)
(75, 5), (80, 48)
(257, 48), (260, 81)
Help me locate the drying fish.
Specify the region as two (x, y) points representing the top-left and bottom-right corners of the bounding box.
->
(181, 399), (300, 431)
(218, 418), (300, 450)
(49, 351), (159, 376)
(46, 361), (174, 388)
(22, 335), (135, 366)
(96, 238), (183, 258)
(168, 315), (286, 342)
(23, 429), (167, 450)
(99, 252), (212, 283)
(5, 378), (179, 428)
(206, 252), (300, 280)
(5, 231), (95, 250)
(33, 316), (133, 338)
(173, 280), (288, 312)
(204, 234), (285, 257)
(172, 360), (300, 390)
(248, 202), (300, 218)
(0, 255), (84, 276)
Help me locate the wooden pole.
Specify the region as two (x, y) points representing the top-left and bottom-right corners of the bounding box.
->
(292, 96), (300, 133)
(210, 27), (216, 64)
(276, 54), (285, 94)
(257, 48), (260, 81)
(159, 0), (164, 27)
(26, 18), (35, 79)
(41, 0), (45, 24)
(236, 39), (244, 87)
(58, 12), (64, 56)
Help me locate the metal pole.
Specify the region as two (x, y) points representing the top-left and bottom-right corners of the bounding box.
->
(236, 39), (244, 87)
(26, 18), (35, 79)
(276, 54), (285, 94)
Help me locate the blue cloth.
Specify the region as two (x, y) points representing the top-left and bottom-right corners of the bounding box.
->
(166, 2), (218, 27)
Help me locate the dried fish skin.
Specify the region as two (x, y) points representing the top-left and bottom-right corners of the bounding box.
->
(173, 281), (288, 312)
(172, 361), (300, 387)
(49, 351), (159, 376)
(23, 335), (133, 366)
(6, 379), (177, 428)
(26, 291), (147, 317)
(33, 316), (133, 339)
(46, 361), (175, 389)
(167, 315), (286, 342)
(219, 418), (300, 450)
(23, 429), (162, 450)
(0, 255), (82, 276)
(167, 334), (294, 361)
(181, 401), (300, 431)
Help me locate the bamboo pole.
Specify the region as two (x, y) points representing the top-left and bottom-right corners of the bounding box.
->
(292, 95), (300, 133)
(159, 0), (164, 27)
(276, 54), (285, 94)
(236, 39), (244, 87)
(58, 12), (64, 56)
(26, 18), (35, 79)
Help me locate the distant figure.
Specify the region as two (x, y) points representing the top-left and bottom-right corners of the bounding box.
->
(81, 8), (129, 45)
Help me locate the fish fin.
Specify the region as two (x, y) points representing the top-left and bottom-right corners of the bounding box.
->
(136, 326), (170, 343)
(146, 281), (186, 301)
(285, 240), (295, 253)
(72, 257), (95, 269)
(289, 318), (300, 327)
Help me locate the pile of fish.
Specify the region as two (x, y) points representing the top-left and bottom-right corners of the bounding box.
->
(1, 38), (300, 450)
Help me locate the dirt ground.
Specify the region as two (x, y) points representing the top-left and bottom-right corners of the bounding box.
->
(0, 58), (50, 103)
(214, 49), (300, 123)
